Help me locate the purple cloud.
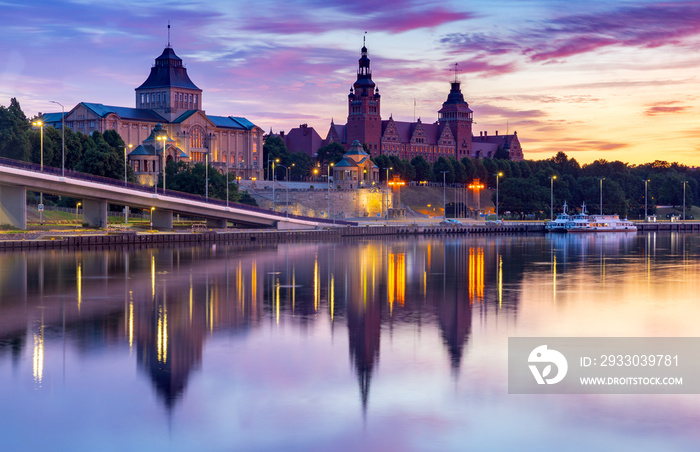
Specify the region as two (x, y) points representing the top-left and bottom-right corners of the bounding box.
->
(644, 101), (691, 116)
(442, 2), (700, 63)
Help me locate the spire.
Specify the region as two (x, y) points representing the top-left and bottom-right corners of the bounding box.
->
(167, 21), (171, 48)
(453, 62), (459, 83)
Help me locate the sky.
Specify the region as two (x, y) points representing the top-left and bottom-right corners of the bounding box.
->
(1, 0), (699, 165)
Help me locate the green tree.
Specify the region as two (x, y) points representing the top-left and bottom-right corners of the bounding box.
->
(263, 135), (290, 179)
(432, 157), (454, 183)
(450, 158), (468, 183)
(0, 98), (31, 161)
(290, 152), (314, 181)
(498, 178), (549, 219)
(411, 155), (431, 182)
(316, 142), (345, 166)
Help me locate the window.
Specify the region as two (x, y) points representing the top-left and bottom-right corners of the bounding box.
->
(79, 122), (84, 128)
(194, 94), (198, 108)
(191, 126), (205, 149)
(89, 121), (95, 128)
(140, 94), (145, 105)
(134, 160), (140, 172)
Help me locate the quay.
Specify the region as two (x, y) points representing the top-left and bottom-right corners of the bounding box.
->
(0, 222), (543, 250)
(1, 221), (698, 250)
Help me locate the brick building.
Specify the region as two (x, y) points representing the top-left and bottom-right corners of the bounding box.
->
(325, 44), (524, 162)
(44, 45), (263, 184)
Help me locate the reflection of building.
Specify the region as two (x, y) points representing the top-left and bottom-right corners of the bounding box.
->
(44, 43), (263, 183)
(325, 44), (524, 161)
(347, 287), (382, 416)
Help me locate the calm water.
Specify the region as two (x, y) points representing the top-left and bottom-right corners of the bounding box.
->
(1, 233), (699, 451)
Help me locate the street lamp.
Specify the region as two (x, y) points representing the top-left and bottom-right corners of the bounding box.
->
(599, 177), (605, 215)
(123, 144), (133, 186)
(441, 171), (449, 220)
(682, 180), (688, 221)
(49, 101), (65, 177)
(205, 153), (209, 199)
(384, 166), (393, 221)
(75, 202), (81, 229)
(278, 164), (289, 217)
(328, 162), (334, 223)
(32, 120), (44, 225)
(272, 158), (279, 212)
(150, 207), (155, 230)
(644, 179), (650, 221)
(157, 136), (167, 193)
(496, 172), (503, 220)
(549, 175), (557, 220)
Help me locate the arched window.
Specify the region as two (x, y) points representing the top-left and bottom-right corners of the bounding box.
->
(191, 126), (205, 149)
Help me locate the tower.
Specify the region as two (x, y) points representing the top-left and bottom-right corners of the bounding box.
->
(135, 46), (203, 122)
(438, 71), (473, 158)
(346, 42), (382, 155)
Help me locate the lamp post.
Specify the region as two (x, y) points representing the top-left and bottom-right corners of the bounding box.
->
(75, 202), (81, 229)
(150, 207), (154, 230)
(441, 171), (449, 220)
(226, 152), (229, 209)
(599, 177), (605, 215)
(549, 175), (557, 220)
(644, 179), (650, 221)
(123, 144), (133, 186)
(496, 172), (503, 220)
(278, 164), (289, 217)
(49, 101), (65, 177)
(157, 136), (167, 193)
(328, 162), (334, 223)
(682, 180), (688, 221)
(384, 166), (392, 221)
(205, 154), (209, 199)
(272, 158), (279, 212)
(32, 120), (44, 225)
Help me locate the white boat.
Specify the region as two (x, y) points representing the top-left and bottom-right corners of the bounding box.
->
(564, 202), (637, 232)
(545, 201), (571, 232)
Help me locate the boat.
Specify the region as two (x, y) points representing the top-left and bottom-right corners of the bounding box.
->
(545, 201), (571, 232)
(564, 202), (637, 232)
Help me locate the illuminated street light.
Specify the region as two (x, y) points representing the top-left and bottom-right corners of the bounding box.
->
(32, 120), (44, 225)
(496, 172), (503, 220)
(683, 180), (688, 221)
(645, 179), (650, 221)
(49, 101), (65, 177)
(75, 202), (81, 229)
(599, 177), (605, 215)
(441, 171), (449, 220)
(549, 175), (557, 220)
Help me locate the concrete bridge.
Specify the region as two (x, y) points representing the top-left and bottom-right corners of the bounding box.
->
(0, 158), (351, 230)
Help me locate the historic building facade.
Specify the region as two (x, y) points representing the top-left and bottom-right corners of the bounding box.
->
(325, 45), (524, 162)
(44, 46), (263, 183)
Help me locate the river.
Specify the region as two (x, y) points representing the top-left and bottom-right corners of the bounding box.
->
(0, 232), (698, 451)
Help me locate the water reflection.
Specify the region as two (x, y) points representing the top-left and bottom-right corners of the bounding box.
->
(1, 233), (699, 450)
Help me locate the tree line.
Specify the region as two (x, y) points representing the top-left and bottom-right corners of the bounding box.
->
(266, 135), (698, 219)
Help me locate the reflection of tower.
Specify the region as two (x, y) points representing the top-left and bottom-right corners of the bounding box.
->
(437, 242), (474, 374)
(135, 287), (204, 411)
(347, 287), (382, 416)
(437, 293), (472, 374)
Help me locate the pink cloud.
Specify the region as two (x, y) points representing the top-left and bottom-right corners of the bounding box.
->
(442, 2), (700, 63)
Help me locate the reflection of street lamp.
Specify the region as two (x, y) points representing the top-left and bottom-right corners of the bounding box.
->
(644, 179), (650, 221)
(441, 171), (449, 220)
(75, 202), (81, 229)
(683, 180), (688, 221)
(32, 120), (44, 225)
(599, 177), (605, 215)
(496, 172), (503, 220)
(49, 101), (65, 177)
(549, 175), (557, 220)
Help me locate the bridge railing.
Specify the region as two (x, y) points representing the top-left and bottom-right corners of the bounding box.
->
(0, 157), (356, 226)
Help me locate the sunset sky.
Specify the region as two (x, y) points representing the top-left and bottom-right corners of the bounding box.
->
(1, 0), (699, 165)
